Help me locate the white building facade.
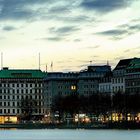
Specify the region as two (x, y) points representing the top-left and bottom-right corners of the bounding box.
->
(0, 68), (46, 124)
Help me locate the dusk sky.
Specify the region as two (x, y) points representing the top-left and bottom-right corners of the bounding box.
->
(0, 0), (140, 72)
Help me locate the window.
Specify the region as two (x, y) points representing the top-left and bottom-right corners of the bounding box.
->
(4, 95), (6, 99)
(13, 102), (15, 106)
(35, 89), (37, 93)
(4, 102), (6, 106)
(21, 89), (24, 94)
(13, 109), (15, 114)
(8, 102), (10, 106)
(39, 95), (41, 99)
(4, 89), (6, 93)
(17, 89), (19, 93)
(35, 95), (37, 99)
(17, 109), (19, 114)
(17, 102), (19, 106)
(13, 95), (15, 99)
(17, 95), (19, 99)
(71, 85), (76, 91)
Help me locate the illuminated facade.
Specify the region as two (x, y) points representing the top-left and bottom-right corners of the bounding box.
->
(0, 68), (46, 124)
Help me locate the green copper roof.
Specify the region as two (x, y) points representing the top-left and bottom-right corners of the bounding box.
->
(0, 69), (47, 79)
(127, 58), (140, 69)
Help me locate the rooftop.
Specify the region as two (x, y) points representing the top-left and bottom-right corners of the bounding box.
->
(127, 58), (140, 69)
(0, 68), (47, 79)
(114, 58), (134, 70)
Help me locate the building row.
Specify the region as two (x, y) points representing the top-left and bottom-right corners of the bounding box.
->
(0, 57), (140, 123)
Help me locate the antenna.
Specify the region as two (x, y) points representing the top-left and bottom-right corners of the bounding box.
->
(1, 52), (3, 70)
(107, 60), (109, 66)
(51, 62), (53, 72)
(46, 64), (47, 72)
(39, 53), (40, 70)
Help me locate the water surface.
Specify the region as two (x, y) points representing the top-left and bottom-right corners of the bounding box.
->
(0, 129), (139, 140)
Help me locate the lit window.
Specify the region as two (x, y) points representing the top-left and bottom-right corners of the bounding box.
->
(71, 85), (76, 90)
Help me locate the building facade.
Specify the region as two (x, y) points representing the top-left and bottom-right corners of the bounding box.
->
(78, 65), (111, 95)
(125, 58), (140, 94)
(99, 75), (112, 94)
(0, 68), (46, 124)
(44, 72), (78, 114)
(112, 59), (133, 93)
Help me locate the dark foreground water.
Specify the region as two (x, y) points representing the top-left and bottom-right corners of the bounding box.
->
(0, 129), (140, 140)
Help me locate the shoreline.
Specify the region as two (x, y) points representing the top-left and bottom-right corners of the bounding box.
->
(0, 122), (140, 129)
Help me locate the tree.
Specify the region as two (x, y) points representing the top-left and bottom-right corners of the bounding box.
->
(19, 96), (41, 121)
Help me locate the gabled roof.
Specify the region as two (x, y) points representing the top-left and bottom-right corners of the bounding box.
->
(0, 69), (47, 79)
(114, 58), (133, 70)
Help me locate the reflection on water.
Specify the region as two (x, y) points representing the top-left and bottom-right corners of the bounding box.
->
(0, 128), (17, 130)
(0, 129), (140, 140)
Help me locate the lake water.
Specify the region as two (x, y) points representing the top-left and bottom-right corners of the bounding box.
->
(0, 129), (139, 140)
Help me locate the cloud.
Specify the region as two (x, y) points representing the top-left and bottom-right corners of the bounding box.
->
(48, 6), (70, 14)
(96, 29), (127, 40)
(0, 0), (51, 20)
(95, 22), (140, 40)
(2, 26), (16, 31)
(49, 26), (80, 36)
(80, 0), (132, 13)
(0, 37), (6, 40)
(74, 39), (81, 42)
(37, 26), (80, 41)
(124, 49), (130, 53)
(97, 29), (125, 36)
(87, 45), (100, 49)
(40, 37), (63, 42)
